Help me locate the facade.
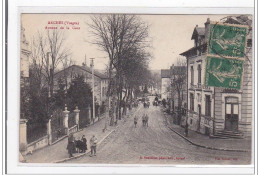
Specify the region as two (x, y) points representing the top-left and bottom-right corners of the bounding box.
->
(161, 69), (171, 100)
(53, 64), (109, 105)
(180, 16), (252, 137)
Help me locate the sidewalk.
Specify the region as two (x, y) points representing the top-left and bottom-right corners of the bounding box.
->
(163, 110), (251, 152)
(24, 108), (138, 163)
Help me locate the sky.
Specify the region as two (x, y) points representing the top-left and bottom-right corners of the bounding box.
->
(22, 14), (227, 70)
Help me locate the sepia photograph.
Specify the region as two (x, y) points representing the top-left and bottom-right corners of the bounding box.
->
(19, 13), (253, 165)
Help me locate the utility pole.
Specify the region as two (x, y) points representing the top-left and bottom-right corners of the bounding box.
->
(90, 58), (95, 123)
(47, 52), (52, 119)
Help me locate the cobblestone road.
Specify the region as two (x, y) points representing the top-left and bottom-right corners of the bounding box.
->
(68, 98), (252, 165)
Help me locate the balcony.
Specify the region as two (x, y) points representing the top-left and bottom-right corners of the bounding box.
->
(189, 83), (212, 92)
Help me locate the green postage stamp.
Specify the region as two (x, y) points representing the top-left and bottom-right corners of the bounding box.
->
(205, 56), (244, 89)
(208, 22), (248, 58)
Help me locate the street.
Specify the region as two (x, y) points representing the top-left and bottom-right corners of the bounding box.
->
(68, 97), (251, 165)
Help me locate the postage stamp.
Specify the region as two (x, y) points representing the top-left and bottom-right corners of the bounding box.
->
(207, 22), (248, 59)
(204, 56), (244, 89)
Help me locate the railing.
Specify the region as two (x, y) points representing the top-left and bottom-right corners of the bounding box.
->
(69, 125), (78, 134)
(189, 83), (211, 91)
(51, 127), (66, 143)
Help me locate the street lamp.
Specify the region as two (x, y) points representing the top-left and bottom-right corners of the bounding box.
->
(90, 58), (95, 123)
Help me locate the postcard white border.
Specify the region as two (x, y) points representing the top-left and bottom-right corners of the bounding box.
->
(6, 0), (256, 174)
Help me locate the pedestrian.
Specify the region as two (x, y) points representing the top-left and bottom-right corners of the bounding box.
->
(142, 114), (146, 126)
(81, 135), (87, 153)
(90, 135), (98, 157)
(145, 114), (149, 127)
(67, 134), (74, 158)
(75, 137), (82, 153)
(134, 116), (138, 128)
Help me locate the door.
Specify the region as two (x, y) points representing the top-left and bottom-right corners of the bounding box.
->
(225, 97), (239, 131)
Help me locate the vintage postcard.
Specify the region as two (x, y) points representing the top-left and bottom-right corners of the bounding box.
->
(19, 14), (253, 165)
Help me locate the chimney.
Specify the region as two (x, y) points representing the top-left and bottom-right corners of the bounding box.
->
(204, 18), (210, 42)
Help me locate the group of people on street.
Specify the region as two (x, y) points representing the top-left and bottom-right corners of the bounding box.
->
(67, 134), (98, 158)
(134, 114), (149, 128)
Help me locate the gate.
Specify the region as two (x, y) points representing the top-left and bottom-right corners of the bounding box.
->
(51, 108), (66, 143)
(68, 111), (76, 128)
(79, 108), (90, 129)
(27, 120), (47, 144)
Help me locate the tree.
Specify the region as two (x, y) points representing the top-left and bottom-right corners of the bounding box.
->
(88, 14), (151, 124)
(66, 75), (92, 111)
(170, 58), (187, 125)
(31, 30), (71, 96)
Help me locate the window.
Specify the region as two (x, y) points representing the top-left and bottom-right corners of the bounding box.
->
(205, 95), (211, 116)
(197, 93), (201, 102)
(190, 93), (194, 111)
(191, 66), (194, 85)
(197, 64), (201, 84)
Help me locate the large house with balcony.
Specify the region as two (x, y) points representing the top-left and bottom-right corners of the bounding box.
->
(53, 64), (109, 105)
(180, 16), (252, 138)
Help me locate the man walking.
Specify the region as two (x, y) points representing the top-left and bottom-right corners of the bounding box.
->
(67, 134), (75, 158)
(142, 114), (146, 126)
(145, 114), (149, 127)
(134, 115), (138, 128)
(90, 135), (98, 157)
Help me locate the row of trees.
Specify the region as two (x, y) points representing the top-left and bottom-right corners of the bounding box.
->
(21, 14), (154, 134)
(88, 14), (153, 123)
(20, 30), (88, 131)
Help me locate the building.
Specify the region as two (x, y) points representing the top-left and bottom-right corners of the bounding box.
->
(180, 16), (252, 138)
(20, 25), (31, 85)
(20, 25), (31, 154)
(53, 64), (109, 105)
(20, 25), (31, 120)
(161, 69), (171, 100)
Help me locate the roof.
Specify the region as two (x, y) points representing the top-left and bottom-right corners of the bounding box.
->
(224, 15), (252, 27)
(180, 15), (252, 58)
(79, 65), (108, 79)
(180, 43), (207, 57)
(224, 15), (252, 39)
(191, 27), (205, 39)
(54, 65), (108, 79)
(161, 69), (171, 78)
